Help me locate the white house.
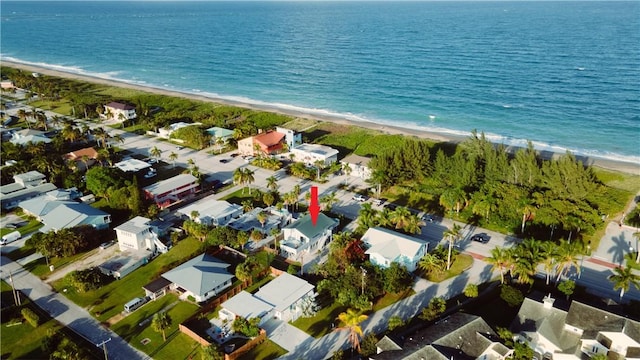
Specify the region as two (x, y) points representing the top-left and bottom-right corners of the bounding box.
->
(280, 213), (339, 259)
(176, 196), (242, 226)
(341, 154), (372, 179)
(291, 143), (339, 166)
(275, 126), (302, 150)
(161, 253), (234, 303)
(114, 216), (168, 254)
(220, 272), (316, 324)
(158, 121), (201, 139)
(510, 295), (640, 360)
(103, 102), (136, 122)
(113, 157), (151, 173)
(10, 129), (52, 146)
(361, 227), (428, 272)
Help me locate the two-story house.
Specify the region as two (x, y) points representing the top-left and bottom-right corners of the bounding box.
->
(143, 173), (198, 209)
(280, 213), (339, 259)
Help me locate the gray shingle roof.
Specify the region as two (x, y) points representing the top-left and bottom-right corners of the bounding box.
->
(565, 301), (628, 339)
(161, 253), (232, 297)
(372, 313), (500, 360)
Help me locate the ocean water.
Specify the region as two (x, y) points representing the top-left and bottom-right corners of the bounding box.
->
(1, 1), (639, 164)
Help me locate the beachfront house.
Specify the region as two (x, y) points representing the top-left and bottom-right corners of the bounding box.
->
(290, 143), (339, 166)
(176, 196), (242, 227)
(143, 173), (199, 209)
(275, 126), (302, 150)
(280, 213), (339, 259)
(161, 253), (234, 303)
(103, 102), (136, 122)
(158, 121), (201, 139)
(341, 154), (372, 179)
(220, 272), (316, 324)
(206, 127), (234, 145)
(361, 227), (428, 272)
(237, 130), (286, 156)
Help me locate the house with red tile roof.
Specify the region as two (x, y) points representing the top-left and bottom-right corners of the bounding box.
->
(237, 130), (286, 156)
(64, 147), (99, 170)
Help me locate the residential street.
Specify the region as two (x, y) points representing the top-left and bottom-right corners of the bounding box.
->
(0, 256), (149, 360)
(2, 101), (639, 359)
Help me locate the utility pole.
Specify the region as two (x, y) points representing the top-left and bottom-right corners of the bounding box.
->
(9, 270), (21, 306)
(360, 267), (367, 296)
(96, 338), (111, 360)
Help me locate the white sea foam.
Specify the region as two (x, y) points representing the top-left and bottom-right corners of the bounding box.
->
(2, 55), (638, 166)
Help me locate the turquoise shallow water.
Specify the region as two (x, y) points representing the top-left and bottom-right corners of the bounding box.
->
(1, 1), (639, 164)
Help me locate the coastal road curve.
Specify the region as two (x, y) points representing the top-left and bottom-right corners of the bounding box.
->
(0, 256), (149, 360)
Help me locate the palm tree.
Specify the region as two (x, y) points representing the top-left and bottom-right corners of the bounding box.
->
(335, 309), (368, 353)
(62, 125), (81, 144)
(368, 169), (387, 198)
(118, 112), (127, 128)
(554, 240), (582, 283)
(149, 146), (162, 161)
(609, 266), (640, 299)
(486, 247), (514, 284)
(444, 223), (462, 270)
(541, 241), (557, 285)
(390, 206), (413, 231)
(92, 127), (110, 148)
(403, 215), (423, 235)
(321, 191), (338, 212)
(257, 212), (268, 228)
(342, 162), (352, 177)
(266, 176), (278, 191)
(165, 152), (176, 169)
(357, 203), (378, 230)
(233, 168), (247, 193)
(241, 200), (253, 213)
(111, 133), (124, 147)
(440, 187), (467, 215)
(151, 312), (172, 341)
(314, 160), (325, 180)
(244, 168), (255, 194)
(419, 253), (445, 275)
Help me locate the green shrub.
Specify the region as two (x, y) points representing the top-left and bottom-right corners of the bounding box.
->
(21, 308), (39, 327)
(500, 285), (524, 307)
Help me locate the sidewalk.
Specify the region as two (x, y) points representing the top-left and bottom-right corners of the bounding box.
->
(0, 256), (149, 360)
(277, 258), (494, 360)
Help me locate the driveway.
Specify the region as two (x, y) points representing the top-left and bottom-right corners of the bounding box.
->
(0, 256), (149, 360)
(262, 319), (314, 353)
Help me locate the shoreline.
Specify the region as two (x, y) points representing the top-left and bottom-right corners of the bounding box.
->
(2, 60), (638, 175)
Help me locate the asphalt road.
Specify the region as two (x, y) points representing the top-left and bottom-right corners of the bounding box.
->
(0, 256), (149, 360)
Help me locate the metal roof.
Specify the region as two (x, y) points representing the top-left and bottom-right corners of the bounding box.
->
(161, 253), (233, 297)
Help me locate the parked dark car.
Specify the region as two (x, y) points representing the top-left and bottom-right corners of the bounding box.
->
(470, 233), (491, 244)
(219, 158), (230, 163)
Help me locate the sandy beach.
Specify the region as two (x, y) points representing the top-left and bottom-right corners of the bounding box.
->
(2, 60), (638, 175)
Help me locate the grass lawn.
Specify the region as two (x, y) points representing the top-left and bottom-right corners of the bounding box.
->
(221, 188), (265, 208)
(371, 288), (416, 312)
(28, 250), (93, 279)
(111, 294), (199, 358)
(291, 300), (347, 338)
(0, 281), (100, 360)
(237, 339), (288, 360)
(424, 254), (474, 283)
(52, 237), (203, 322)
(1, 217), (43, 239)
